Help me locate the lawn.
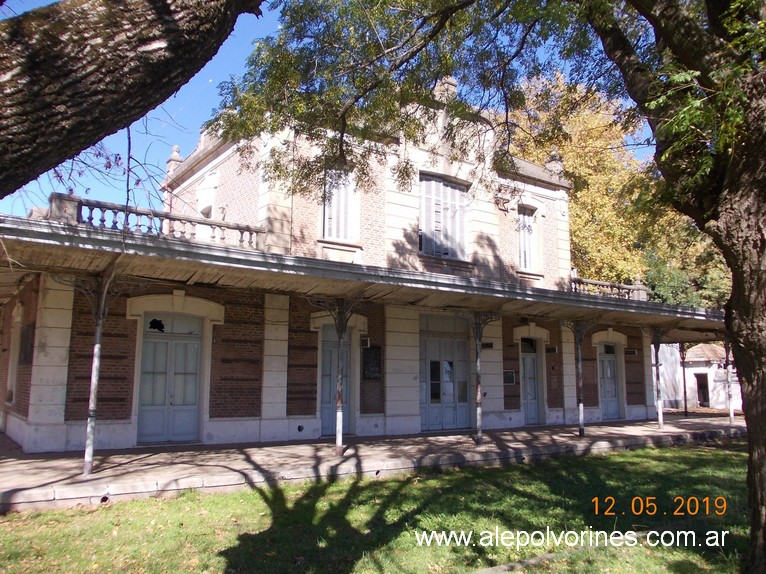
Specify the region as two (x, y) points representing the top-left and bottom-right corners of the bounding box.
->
(0, 440), (748, 574)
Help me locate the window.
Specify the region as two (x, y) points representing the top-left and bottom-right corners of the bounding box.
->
(520, 337), (536, 354)
(518, 205), (536, 270)
(323, 171), (358, 241)
(419, 175), (467, 259)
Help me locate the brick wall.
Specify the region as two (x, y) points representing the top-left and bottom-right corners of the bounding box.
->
(216, 152), (262, 227)
(501, 317), (521, 410)
(65, 284), (265, 422)
(209, 289), (264, 418)
(581, 338), (600, 408)
(291, 195), (320, 258)
(543, 321), (564, 408)
(286, 297), (318, 416)
(359, 302), (385, 414)
(66, 292), (136, 421)
(623, 327), (646, 406)
(359, 175), (387, 266)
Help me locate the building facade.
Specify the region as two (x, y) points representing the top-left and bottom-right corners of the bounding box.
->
(659, 343), (742, 412)
(0, 124), (724, 453)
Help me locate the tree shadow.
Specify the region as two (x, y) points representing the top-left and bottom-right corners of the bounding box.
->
(219, 446), (446, 574)
(386, 224), (519, 284)
(218, 440), (747, 573)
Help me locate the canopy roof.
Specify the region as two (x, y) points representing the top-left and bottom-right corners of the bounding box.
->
(0, 216), (724, 343)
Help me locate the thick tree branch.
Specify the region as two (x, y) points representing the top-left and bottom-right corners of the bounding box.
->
(581, 3), (656, 120)
(0, 0), (262, 198)
(627, 0), (730, 88)
(583, 1), (725, 223)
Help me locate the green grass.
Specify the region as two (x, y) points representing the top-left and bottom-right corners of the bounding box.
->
(0, 440), (748, 573)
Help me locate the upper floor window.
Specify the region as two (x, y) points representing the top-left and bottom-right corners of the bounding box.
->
(323, 171), (358, 241)
(419, 175), (467, 259)
(518, 205), (536, 271)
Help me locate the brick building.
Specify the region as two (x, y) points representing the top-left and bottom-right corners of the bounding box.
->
(0, 118), (724, 453)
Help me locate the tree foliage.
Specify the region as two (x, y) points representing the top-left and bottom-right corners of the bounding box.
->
(504, 76), (648, 285)
(506, 75), (730, 307)
(217, 1), (766, 569)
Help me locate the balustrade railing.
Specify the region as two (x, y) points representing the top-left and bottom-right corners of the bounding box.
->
(47, 193), (265, 250)
(570, 270), (648, 301)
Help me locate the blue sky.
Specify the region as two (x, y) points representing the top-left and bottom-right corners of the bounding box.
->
(0, 2), (655, 216)
(0, 1), (280, 215)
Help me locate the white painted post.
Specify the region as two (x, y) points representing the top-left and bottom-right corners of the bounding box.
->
(82, 266), (116, 476)
(475, 335), (483, 445)
(335, 329), (345, 458)
(82, 329), (103, 476)
(576, 339), (585, 437)
(564, 320), (589, 438)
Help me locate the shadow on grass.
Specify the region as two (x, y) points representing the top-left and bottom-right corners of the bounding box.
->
(219, 441), (749, 573)
(218, 445), (447, 573)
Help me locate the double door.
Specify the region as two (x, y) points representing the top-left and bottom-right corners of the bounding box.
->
(138, 318), (202, 443)
(320, 325), (351, 435)
(420, 337), (469, 431)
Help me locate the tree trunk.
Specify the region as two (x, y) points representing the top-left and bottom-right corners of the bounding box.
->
(0, 0), (262, 197)
(702, 73), (766, 573)
(728, 275), (766, 573)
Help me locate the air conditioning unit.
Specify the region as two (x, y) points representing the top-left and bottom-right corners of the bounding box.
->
(361, 337), (371, 348)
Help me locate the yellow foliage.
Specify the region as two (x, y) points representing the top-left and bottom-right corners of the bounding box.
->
(508, 76), (650, 283)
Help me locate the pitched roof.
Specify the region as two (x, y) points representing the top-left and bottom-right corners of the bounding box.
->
(686, 343), (726, 363)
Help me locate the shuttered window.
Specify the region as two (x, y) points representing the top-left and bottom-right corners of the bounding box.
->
(518, 205), (536, 270)
(323, 172), (358, 241)
(419, 175), (467, 259)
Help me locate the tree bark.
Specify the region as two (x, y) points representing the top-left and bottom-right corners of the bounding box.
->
(588, 3), (766, 567)
(0, 0), (262, 197)
(690, 72), (766, 573)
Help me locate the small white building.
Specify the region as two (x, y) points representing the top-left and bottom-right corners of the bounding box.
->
(659, 343), (741, 411)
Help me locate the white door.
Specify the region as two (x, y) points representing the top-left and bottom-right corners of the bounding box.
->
(420, 337), (469, 431)
(600, 354), (620, 419)
(320, 325), (350, 435)
(522, 353), (540, 424)
(138, 315), (202, 443)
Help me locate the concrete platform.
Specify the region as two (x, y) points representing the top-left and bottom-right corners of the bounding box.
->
(0, 414), (746, 512)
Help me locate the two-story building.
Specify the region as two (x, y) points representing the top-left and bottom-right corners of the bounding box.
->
(0, 117), (724, 453)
